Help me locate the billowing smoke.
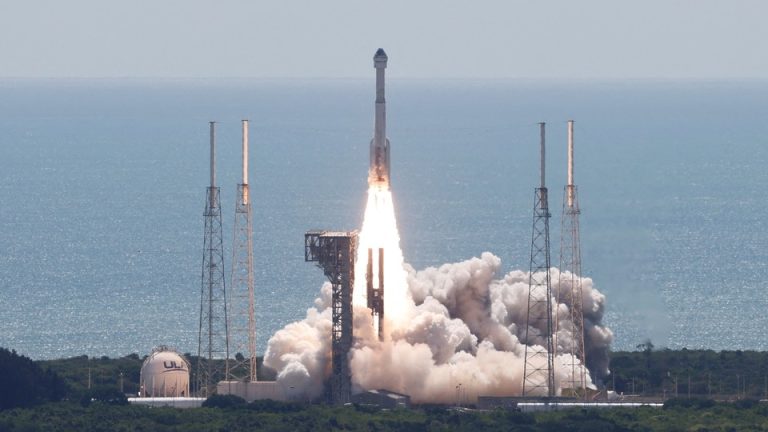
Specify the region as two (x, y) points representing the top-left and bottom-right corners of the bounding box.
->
(264, 252), (613, 403)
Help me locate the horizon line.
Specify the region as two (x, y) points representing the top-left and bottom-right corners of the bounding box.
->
(2, 76), (768, 82)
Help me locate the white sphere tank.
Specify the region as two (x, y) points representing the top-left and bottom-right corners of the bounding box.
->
(140, 347), (190, 397)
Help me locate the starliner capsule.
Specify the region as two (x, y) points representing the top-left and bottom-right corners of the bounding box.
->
(369, 48), (390, 188)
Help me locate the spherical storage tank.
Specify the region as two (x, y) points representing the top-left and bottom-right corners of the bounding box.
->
(140, 347), (190, 397)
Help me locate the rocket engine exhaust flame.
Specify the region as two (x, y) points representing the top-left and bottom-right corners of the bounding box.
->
(354, 186), (408, 328)
(366, 247), (385, 340)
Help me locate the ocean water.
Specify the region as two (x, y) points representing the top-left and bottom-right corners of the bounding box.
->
(1, 78), (767, 359)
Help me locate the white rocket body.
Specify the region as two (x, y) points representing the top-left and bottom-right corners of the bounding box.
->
(369, 48), (390, 187)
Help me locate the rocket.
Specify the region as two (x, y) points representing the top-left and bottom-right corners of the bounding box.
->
(369, 48), (390, 187)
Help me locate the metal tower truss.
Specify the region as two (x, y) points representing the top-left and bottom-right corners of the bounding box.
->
(557, 120), (587, 398)
(229, 183), (256, 381)
(522, 123), (556, 398)
(197, 122), (230, 397)
(197, 186), (230, 396)
(365, 248), (385, 340)
(305, 230), (358, 405)
(228, 120), (257, 383)
(558, 185), (587, 398)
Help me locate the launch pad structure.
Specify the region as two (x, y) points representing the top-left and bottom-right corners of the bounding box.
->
(557, 120), (587, 398)
(197, 121), (231, 397)
(522, 122), (556, 398)
(305, 230), (358, 405)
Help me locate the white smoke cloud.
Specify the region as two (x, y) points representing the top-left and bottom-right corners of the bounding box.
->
(264, 252), (613, 403)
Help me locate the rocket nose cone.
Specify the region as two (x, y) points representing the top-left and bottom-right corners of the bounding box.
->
(374, 48), (388, 68)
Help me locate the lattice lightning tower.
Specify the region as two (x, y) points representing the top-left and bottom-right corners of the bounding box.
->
(197, 121), (230, 396)
(522, 122), (556, 398)
(557, 120), (587, 398)
(229, 120), (257, 382)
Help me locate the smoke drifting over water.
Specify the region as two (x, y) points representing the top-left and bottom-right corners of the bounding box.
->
(264, 187), (612, 403)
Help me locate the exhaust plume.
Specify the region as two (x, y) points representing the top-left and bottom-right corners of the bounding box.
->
(265, 251), (613, 403)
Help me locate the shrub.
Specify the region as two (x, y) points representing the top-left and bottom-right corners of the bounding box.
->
(247, 399), (304, 413)
(202, 394), (247, 409)
(0, 347), (68, 409)
(734, 399), (758, 410)
(663, 398), (716, 410)
(79, 386), (128, 406)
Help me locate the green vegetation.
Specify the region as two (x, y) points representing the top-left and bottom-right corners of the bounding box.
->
(5, 345), (768, 430)
(38, 354), (143, 396)
(0, 348), (67, 409)
(607, 342), (768, 399)
(37, 352), (275, 400)
(35, 345), (768, 401)
(1, 399), (768, 431)
(201, 394), (247, 408)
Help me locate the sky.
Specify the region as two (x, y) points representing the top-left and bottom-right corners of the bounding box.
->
(0, 0), (766, 79)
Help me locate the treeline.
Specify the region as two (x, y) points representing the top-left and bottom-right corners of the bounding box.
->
(32, 346), (768, 401)
(38, 353), (144, 396)
(4, 349), (277, 409)
(607, 343), (768, 399)
(0, 348), (67, 409)
(6, 345), (768, 430)
(2, 397), (768, 431)
(37, 352), (276, 399)
(10, 346), (768, 408)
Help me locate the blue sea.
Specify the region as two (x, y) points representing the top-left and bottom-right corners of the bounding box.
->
(1, 78), (767, 359)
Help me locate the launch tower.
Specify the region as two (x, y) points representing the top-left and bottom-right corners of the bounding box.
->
(305, 230), (358, 405)
(197, 121), (231, 396)
(522, 122), (556, 398)
(229, 120), (257, 382)
(557, 120), (587, 398)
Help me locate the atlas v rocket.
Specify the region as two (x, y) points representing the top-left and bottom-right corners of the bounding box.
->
(369, 48), (390, 188)
(365, 49), (389, 341)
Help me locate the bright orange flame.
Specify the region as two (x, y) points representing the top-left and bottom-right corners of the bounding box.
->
(354, 185), (409, 331)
